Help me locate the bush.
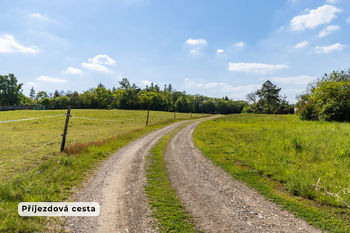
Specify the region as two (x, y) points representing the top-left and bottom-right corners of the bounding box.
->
(242, 105), (255, 113)
(298, 100), (318, 120)
(297, 70), (350, 122)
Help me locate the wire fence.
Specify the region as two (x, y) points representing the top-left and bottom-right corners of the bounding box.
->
(0, 108), (206, 180)
(71, 115), (145, 122)
(0, 136), (62, 170)
(0, 114), (65, 123)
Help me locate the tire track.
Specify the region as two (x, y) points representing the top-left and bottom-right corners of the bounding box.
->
(65, 121), (188, 233)
(164, 120), (322, 233)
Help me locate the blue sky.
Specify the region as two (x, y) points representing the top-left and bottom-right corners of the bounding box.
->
(1, 0), (349, 103)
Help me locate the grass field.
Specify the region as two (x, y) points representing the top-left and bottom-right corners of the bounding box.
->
(0, 109), (207, 232)
(0, 109), (205, 180)
(145, 123), (198, 232)
(194, 114), (350, 232)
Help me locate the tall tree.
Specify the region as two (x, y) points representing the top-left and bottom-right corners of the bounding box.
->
(29, 87), (36, 100)
(0, 74), (23, 106)
(256, 80), (281, 113)
(36, 91), (49, 101)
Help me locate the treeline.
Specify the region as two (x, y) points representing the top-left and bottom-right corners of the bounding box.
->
(242, 80), (294, 114)
(296, 69), (350, 122)
(0, 74), (246, 114)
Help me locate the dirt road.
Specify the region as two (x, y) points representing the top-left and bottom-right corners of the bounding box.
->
(65, 121), (188, 233)
(164, 120), (322, 233)
(65, 117), (321, 233)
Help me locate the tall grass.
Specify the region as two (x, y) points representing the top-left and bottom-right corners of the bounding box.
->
(194, 114), (350, 231)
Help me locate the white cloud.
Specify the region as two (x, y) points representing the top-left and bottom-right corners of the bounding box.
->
(185, 38), (207, 46)
(228, 62), (288, 74)
(63, 67), (82, 75)
(0, 34), (38, 54)
(184, 78), (260, 99)
(81, 54), (116, 72)
(186, 38), (207, 55)
(30, 13), (48, 21)
(269, 76), (316, 85)
(141, 80), (152, 86)
(347, 17), (350, 23)
(190, 49), (200, 55)
(36, 76), (67, 84)
(82, 62), (110, 72)
(315, 43), (346, 53)
(294, 40), (309, 48)
(88, 54), (116, 65)
(216, 49), (224, 54)
(318, 25), (340, 37)
(235, 41), (245, 48)
(26, 81), (38, 87)
(290, 5), (342, 31)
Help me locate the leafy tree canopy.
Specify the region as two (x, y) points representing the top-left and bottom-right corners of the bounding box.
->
(297, 69), (350, 122)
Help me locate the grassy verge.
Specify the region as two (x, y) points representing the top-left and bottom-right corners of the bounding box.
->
(145, 123), (198, 233)
(0, 118), (196, 232)
(193, 114), (350, 232)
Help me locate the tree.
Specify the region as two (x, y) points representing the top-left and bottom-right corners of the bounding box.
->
(243, 81), (292, 114)
(138, 91), (167, 110)
(0, 73), (23, 106)
(92, 84), (113, 108)
(118, 78), (131, 90)
(175, 96), (195, 113)
(246, 92), (257, 104)
(199, 99), (217, 113)
(53, 90), (61, 98)
(14, 76), (248, 114)
(297, 69), (350, 121)
(29, 87), (36, 100)
(256, 80), (281, 113)
(36, 91), (49, 102)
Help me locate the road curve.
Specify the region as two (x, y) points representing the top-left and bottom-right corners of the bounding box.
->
(164, 120), (322, 233)
(65, 120), (188, 233)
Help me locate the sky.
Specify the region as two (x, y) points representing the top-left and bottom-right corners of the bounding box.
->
(1, 0), (350, 103)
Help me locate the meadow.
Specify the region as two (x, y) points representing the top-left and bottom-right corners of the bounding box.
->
(0, 109), (204, 180)
(194, 114), (350, 231)
(0, 109), (206, 232)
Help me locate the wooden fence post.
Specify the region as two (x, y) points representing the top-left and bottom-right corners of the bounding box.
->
(60, 106), (71, 152)
(189, 112), (192, 119)
(146, 109), (150, 126)
(174, 110), (176, 120)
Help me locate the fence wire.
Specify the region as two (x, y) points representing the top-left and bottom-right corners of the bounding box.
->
(0, 136), (61, 169)
(71, 115), (145, 122)
(0, 110), (207, 176)
(0, 114), (65, 123)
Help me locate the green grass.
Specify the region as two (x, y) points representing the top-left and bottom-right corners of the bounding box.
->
(145, 123), (198, 233)
(193, 114), (350, 232)
(0, 109), (206, 180)
(0, 109), (207, 232)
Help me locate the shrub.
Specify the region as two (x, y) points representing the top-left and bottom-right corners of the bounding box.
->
(297, 69), (350, 122)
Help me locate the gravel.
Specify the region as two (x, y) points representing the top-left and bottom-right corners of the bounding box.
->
(64, 116), (322, 233)
(164, 120), (322, 233)
(64, 121), (187, 233)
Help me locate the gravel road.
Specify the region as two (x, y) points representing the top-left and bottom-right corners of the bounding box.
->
(65, 121), (187, 233)
(164, 120), (322, 233)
